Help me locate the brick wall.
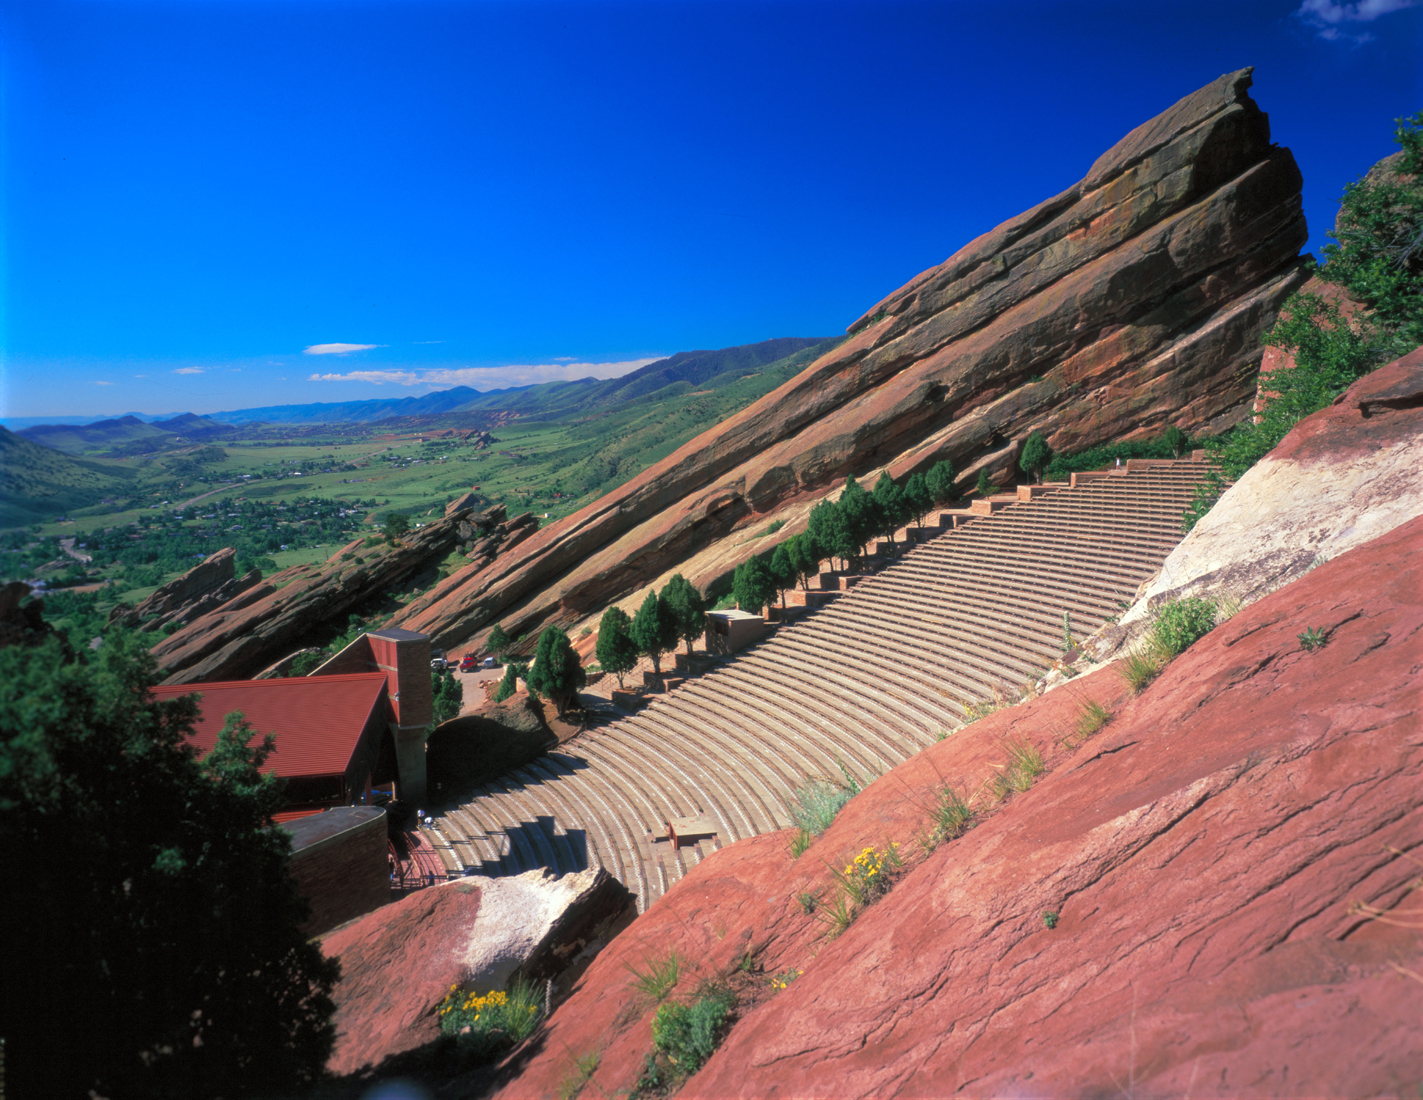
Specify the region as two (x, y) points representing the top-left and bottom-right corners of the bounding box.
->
(286, 809), (389, 936)
(368, 631), (432, 728)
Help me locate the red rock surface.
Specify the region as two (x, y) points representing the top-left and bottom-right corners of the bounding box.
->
(393, 68), (1310, 655)
(486, 514), (1423, 1100)
(323, 867), (631, 1079)
(107, 546), (261, 632)
(1122, 345), (1423, 628)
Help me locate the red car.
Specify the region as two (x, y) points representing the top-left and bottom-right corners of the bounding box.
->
(458, 654), (479, 673)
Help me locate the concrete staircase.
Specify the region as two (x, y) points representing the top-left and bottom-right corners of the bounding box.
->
(419, 459), (1211, 911)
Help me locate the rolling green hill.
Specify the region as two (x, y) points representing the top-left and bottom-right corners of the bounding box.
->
(0, 427), (136, 525)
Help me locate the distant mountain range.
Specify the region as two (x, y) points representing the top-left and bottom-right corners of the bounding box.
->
(205, 337), (832, 425)
(0, 426), (137, 526)
(10, 339), (833, 440)
(17, 413), (235, 455)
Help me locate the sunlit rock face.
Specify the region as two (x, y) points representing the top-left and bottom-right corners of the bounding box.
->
(393, 67), (1310, 653)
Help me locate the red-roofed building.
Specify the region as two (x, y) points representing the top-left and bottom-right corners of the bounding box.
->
(151, 628), (435, 813)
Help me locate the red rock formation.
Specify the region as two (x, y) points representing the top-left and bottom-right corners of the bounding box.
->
(1120, 345), (1423, 629)
(149, 509), (474, 684)
(484, 513), (1423, 1100)
(321, 868), (631, 1078)
(107, 546), (261, 632)
(393, 68), (1310, 653)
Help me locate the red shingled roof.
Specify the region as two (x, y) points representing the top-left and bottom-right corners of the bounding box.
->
(150, 672), (389, 779)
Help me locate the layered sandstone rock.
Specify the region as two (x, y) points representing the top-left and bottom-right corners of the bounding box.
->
(1118, 345), (1423, 631)
(107, 547), (261, 633)
(150, 510), (473, 684)
(322, 867), (632, 1078)
(481, 514), (1423, 1100)
(393, 68), (1310, 653)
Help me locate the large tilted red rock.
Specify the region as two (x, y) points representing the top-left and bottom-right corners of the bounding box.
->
(107, 547), (261, 632)
(480, 513), (1422, 1100)
(393, 68), (1310, 653)
(149, 510), (474, 684)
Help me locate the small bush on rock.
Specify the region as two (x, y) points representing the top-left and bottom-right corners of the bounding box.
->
(1152, 596), (1217, 656)
(788, 778), (853, 837)
(651, 989), (735, 1076)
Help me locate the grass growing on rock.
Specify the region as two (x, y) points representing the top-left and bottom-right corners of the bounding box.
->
(626, 950), (682, 1004)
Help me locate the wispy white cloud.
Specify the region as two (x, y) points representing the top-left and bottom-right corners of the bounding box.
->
(413, 340), (442, 345)
(93, 380), (114, 386)
(134, 374), (148, 378)
(303, 342), (381, 355)
(173, 367), (204, 375)
(1296, 0), (1416, 40)
(309, 359), (662, 389)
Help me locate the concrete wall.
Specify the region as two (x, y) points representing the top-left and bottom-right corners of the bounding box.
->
(285, 806), (389, 937)
(706, 610), (765, 656)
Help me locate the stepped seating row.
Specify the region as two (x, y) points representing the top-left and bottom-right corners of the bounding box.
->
(434, 461), (1213, 910)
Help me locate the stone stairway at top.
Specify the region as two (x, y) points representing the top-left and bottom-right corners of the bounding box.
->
(418, 458), (1213, 911)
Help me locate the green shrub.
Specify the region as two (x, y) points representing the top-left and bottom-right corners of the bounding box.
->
(1152, 597), (1217, 656)
(788, 778), (852, 836)
(1120, 644), (1167, 695)
(651, 990), (735, 1076)
(1298, 626), (1328, 652)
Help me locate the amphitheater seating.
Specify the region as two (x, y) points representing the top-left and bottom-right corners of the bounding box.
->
(432, 460), (1212, 911)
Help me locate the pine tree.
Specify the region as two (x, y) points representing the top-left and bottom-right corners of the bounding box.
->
(631, 589), (679, 674)
(595, 605), (639, 689)
(785, 532), (821, 589)
(486, 623), (512, 659)
(904, 471), (933, 527)
(837, 475), (879, 560)
(526, 626), (586, 713)
(660, 574), (707, 657)
(975, 467), (995, 496)
(431, 668), (463, 724)
(807, 499), (854, 572)
(1018, 431), (1052, 483)
(732, 556), (775, 616)
(0, 635), (340, 1099)
(872, 472), (908, 547)
(925, 458), (958, 504)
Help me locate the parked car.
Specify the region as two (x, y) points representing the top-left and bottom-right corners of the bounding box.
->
(482, 656), (498, 670)
(430, 649), (448, 671)
(458, 654), (479, 673)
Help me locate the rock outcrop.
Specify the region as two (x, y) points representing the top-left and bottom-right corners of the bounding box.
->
(321, 867), (632, 1078)
(107, 547), (262, 632)
(391, 68), (1310, 653)
(1119, 345), (1423, 631)
(149, 511), (473, 684)
(482, 513), (1423, 1100)
(0, 582), (55, 650)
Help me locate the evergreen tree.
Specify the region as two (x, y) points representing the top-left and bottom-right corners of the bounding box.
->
(1018, 431), (1052, 483)
(595, 605), (639, 689)
(975, 467), (995, 496)
(837, 475), (879, 560)
(383, 512), (410, 544)
(0, 634), (340, 1099)
(486, 623), (512, 659)
(660, 574), (707, 657)
(431, 667), (463, 724)
(492, 661), (524, 703)
(1161, 425), (1187, 459)
(925, 458), (958, 504)
(768, 545), (796, 607)
(732, 556), (776, 616)
(785, 532), (821, 589)
(904, 471), (933, 527)
(526, 626), (586, 713)
(872, 472), (908, 546)
(631, 589), (679, 674)
(806, 499), (853, 572)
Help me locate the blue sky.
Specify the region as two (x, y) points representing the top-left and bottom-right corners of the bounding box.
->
(1, 0), (1419, 421)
